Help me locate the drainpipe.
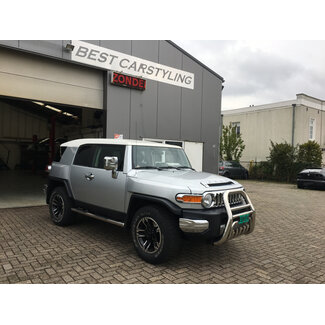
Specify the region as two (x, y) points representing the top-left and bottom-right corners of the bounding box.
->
(218, 114), (224, 174)
(292, 104), (296, 146)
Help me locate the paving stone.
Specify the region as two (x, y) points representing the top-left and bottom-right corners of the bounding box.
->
(0, 180), (324, 284)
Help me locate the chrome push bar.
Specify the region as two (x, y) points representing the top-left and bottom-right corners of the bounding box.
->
(213, 189), (256, 246)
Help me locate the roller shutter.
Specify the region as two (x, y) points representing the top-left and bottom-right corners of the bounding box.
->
(0, 47), (103, 109)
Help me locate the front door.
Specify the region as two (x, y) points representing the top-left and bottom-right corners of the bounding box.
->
(70, 144), (127, 219)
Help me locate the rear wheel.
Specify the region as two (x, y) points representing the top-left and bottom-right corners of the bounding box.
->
(131, 205), (181, 264)
(49, 187), (74, 226)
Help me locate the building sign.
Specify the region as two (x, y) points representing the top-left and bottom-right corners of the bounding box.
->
(111, 72), (146, 91)
(70, 40), (194, 90)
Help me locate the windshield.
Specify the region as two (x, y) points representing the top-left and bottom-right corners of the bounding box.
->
(132, 145), (192, 169)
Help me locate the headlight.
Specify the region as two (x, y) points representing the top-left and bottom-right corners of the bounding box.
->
(201, 193), (214, 208)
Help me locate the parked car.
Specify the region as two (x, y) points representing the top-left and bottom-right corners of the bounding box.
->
(219, 160), (249, 179)
(46, 139), (256, 264)
(297, 168), (325, 189)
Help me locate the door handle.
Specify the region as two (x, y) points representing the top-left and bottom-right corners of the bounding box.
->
(85, 173), (95, 181)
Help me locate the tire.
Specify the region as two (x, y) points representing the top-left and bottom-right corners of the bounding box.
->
(49, 186), (74, 226)
(224, 172), (230, 178)
(131, 205), (181, 264)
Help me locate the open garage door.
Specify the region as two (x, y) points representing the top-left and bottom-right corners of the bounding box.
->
(0, 97), (104, 208)
(0, 47), (103, 109)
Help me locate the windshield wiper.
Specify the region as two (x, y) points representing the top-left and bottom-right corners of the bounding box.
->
(134, 166), (161, 170)
(176, 166), (195, 170)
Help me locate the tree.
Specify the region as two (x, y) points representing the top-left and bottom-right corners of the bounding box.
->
(220, 123), (245, 161)
(297, 140), (322, 168)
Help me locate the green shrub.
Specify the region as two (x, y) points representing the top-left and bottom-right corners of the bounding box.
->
(249, 161), (273, 180)
(249, 140), (323, 183)
(297, 141), (322, 168)
(268, 141), (297, 182)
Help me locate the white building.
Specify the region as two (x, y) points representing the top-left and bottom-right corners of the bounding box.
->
(222, 93), (325, 165)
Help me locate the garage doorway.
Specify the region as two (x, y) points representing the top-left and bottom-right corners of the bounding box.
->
(0, 96), (104, 208)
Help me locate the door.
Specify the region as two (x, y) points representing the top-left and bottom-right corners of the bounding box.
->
(70, 144), (127, 217)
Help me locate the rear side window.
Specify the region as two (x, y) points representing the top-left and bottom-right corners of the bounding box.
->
(53, 146), (67, 162)
(73, 145), (97, 167)
(94, 144), (126, 171)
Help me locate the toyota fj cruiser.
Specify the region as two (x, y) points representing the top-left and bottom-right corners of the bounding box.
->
(46, 139), (256, 264)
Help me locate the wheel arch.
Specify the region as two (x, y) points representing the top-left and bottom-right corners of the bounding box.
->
(46, 177), (74, 204)
(125, 193), (182, 228)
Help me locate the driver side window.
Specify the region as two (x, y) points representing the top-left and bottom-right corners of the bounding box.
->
(94, 144), (126, 171)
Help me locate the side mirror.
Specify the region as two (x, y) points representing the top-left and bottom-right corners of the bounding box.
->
(104, 156), (118, 178)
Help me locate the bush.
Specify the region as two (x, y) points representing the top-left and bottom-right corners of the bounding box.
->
(249, 161), (273, 180)
(249, 140), (323, 183)
(268, 141), (297, 182)
(297, 141), (322, 168)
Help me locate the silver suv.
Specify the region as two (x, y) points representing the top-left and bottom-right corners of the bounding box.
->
(46, 139), (256, 264)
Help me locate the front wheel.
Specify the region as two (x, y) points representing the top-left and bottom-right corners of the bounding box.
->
(131, 205), (181, 264)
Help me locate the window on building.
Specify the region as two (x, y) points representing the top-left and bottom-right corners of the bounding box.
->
(231, 122), (240, 136)
(309, 118), (316, 140)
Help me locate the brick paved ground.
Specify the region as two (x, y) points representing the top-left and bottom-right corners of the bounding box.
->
(0, 180), (324, 284)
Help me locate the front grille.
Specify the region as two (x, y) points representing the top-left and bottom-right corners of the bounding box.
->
(213, 191), (246, 208)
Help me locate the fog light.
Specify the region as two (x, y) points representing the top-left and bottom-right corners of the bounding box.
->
(201, 193), (214, 208)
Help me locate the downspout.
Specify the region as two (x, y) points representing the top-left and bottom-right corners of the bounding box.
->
(291, 104), (296, 146)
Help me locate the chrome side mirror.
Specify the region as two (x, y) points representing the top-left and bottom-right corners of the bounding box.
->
(104, 156), (118, 178)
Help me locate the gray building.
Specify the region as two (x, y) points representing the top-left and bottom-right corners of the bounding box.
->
(0, 40), (224, 207)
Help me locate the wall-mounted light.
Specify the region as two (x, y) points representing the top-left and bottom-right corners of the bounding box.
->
(65, 43), (75, 51)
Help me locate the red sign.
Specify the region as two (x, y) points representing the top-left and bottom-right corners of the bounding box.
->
(111, 72), (146, 91)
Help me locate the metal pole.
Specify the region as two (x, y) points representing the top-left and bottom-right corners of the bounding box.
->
(103, 70), (108, 138)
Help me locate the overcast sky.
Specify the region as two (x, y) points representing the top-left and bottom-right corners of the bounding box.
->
(174, 40), (325, 111)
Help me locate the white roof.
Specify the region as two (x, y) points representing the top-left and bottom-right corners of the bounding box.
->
(61, 138), (181, 149)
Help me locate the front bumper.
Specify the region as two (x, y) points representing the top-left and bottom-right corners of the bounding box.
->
(178, 189), (256, 244)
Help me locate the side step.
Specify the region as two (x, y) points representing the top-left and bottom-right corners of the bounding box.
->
(71, 208), (125, 227)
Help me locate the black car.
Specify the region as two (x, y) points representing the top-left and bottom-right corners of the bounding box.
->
(219, 160), (249, 179)
(297, 168), (325, 189)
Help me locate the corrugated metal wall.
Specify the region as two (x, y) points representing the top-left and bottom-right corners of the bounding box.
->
(0, 40), (223, 173)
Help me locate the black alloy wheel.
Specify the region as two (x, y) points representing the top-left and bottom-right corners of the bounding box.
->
(49, 187), (74, 226)
(135, 216), (162, 254)
(131, 205), (181, 264)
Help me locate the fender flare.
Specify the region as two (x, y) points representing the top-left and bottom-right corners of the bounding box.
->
(46, 177), (74, 203)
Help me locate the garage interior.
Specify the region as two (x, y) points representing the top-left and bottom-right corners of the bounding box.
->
(0, 96), (104, 208)
(0, 45), (104, 208)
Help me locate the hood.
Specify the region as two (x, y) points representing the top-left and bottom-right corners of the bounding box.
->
(128, 169), (243, 193)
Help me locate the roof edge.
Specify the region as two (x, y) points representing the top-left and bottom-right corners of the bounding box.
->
(167, 40), (225, 83)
